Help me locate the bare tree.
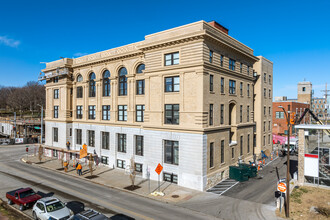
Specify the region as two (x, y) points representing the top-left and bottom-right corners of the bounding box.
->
(129, 157), (136, 187)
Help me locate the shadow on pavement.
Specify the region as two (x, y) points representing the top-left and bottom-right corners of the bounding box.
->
(37, 191), (54, 198)
(110, 214), (135, 220)
(65, 201), (85, 214)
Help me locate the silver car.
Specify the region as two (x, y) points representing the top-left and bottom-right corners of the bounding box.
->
(32, 197), (73, 220)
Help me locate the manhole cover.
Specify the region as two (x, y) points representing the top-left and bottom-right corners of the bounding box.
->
(171, 195), (179, 198)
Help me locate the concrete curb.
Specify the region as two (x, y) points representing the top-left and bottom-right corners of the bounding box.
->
(20, 157), (217, 219)
(0, 198), (32, 220)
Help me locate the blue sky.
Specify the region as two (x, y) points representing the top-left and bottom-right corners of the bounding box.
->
(0, 0), (329, 98)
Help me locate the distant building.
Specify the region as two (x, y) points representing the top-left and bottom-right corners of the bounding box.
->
(273, 101), (310, 136)
(311, 97), (329, 120)
(297, 81), (312, 104)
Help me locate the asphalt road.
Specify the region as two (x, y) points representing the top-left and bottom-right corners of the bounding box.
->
(0, 145), (217, 220)
(223, 155), (298, 205)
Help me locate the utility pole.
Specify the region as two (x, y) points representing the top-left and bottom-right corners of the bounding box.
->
(41, 105), (43, 144)
(321, 83), (329, 124)
(286, 105), (291, 218)
(14, 112), (17, 138)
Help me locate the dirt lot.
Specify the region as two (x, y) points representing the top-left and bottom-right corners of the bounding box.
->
(0, 200), (29, 220)
(277, 186), (330, 219)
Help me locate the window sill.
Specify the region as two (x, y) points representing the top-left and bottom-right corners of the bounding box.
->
(210, 166), (215, 170)
(229, 94), (237, 96)
(164, 91), (180, 94)
(210, 91), (215, 94)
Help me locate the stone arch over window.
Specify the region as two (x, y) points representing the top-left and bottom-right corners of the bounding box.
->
(89, 72), (96, 97)
(229, 102), (236, 125)
(103, 70), (111, 96)
(136, 63), (145, 74)
(77, 74), (83, 82)
(118, 67), (127, 96)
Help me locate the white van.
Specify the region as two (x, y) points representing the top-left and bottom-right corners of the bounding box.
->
(282, 138), (298, 155)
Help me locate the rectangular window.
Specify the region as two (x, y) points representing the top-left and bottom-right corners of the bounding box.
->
(136, 80), (145, 95)
(70, 128), (72, 137)
(221, 140), (224, 163)
(264, 106), (266, 116)
(229, 80), (236, 94)
(165, 52), (179, 66)
(210, 75), (213, 92)
(232, 147), (235, 159)
(88, 105), (96, 120)
(117, 159), (126, 169)
(54, 89), (59, 99)
(221, 77), (224, 93)
(118, 105), (127, 121)
(240, 136), (243, 156)
(76, 129), (82, 145)
(88, 130), (95, 147)
(76, 106), (83, 119)
(240, 82), (243, 96)
(165, 76), (180, 92)
(268, 121), (271, 131)
(269, 89), (271, 98)
(220, 55), (224, 67)
(247, 134), (250, 153)
(247, 66), (250, 75)
(54, 106), (59, 118)
(269, 107), (271, 115)
(101, 156), (108, 165)
(264, 88), (266, 97)
(118, 134), (126, 153)
(53, 128), (58, 142)
(268, 134), (271, 144)
(247, 84), (250, 97)
(220, 104), (224, 125)
(264, 121), (266, 132)
(102, 132), (109, 150)
(269, 75), (271, 84)
(102, 105), (110, 120)
(209, 104), (213, 126)
(164, 140), (179, 165)
(264, 73), (267, 83)
(209, 50), (213, 63)
(136, 105), (145, 122)
(135, 163), (143, 173)
(76, 86), (83, 98)
(53, 76), (59, 83)
(240, 63), (243, 73)
(247, 106), (250, 122)
(229, 59), (236, 71)
(210, 142), (214, 168)
(240, 105), (243, 123)
(165, 104), (179, 125)
(263, 135), (266, 146)
(163, 173), (178, 184)
(135, 135), (143, 156)
(275, 112), (284, 119)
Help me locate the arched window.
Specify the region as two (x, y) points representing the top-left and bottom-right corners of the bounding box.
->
(136, 64), (145, 73)
(119, 67), (127, 96)
(103, 70), (111, 96)
(89, 72), (96, 97)
(77, 74), (83, 82)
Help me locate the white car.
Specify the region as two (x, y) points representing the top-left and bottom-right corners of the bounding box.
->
(32, 197), (73, 220)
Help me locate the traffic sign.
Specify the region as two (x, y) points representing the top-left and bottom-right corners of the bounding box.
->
(155, 163), (163, 175)
(277, 182), (286, 193)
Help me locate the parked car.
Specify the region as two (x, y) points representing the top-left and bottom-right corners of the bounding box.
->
(69, 209), (109, 220)
(6, 187), (42, 211)
(32, 197), (73, 220)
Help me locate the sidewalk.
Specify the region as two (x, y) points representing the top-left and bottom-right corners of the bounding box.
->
(23, 155), (201, 204)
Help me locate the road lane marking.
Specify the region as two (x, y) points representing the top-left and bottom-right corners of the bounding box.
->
(0, 162), (154, 220)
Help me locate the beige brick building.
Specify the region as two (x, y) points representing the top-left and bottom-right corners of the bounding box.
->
(40, 20), (273, 191)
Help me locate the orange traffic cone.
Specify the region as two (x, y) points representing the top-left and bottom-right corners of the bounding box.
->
(258, 164), (260, 171)
(263, 159), (265, 165)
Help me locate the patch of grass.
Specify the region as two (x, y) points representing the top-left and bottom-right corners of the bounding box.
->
(317, 207), (330, 218)
(291, 187), (309, 204)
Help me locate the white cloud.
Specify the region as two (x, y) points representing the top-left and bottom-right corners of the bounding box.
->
(73, 52), (88, 57)
(0, 36), (20, 48)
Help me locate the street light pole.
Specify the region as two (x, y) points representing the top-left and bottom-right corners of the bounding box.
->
(279, 105), (291, 218)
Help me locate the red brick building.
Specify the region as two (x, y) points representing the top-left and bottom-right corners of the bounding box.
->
(273, 101), (310, 136)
